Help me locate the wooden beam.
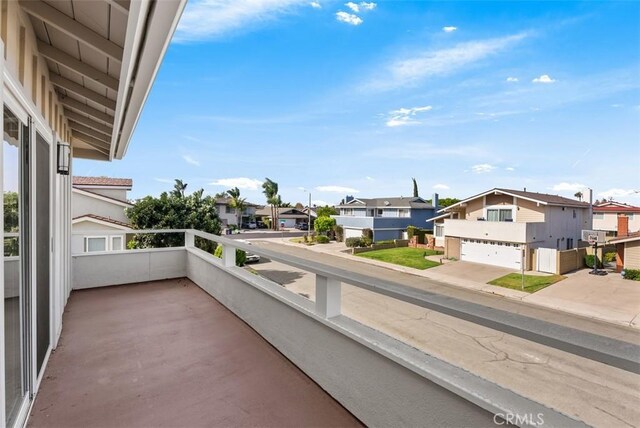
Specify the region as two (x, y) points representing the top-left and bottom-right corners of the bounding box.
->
(50, 74), (116, 110)
(63, 109), (113, 134)
(37, 41), (119, 91)
(20, 0), (123, 61)
(60, 97), (114, 125)
(72, 131), (111, 151)
(68, 121), (110, 141)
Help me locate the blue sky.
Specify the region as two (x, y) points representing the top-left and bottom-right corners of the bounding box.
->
(75, 0), (640, 206)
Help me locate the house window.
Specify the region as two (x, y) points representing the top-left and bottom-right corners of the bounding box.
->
(398, 209), (409, 217)
(573, 209), (576, 219)
(111, 236), (123, 251)
(487, 208), (513, 222)
(435, 224), (444, 237)
(566, 238), (574, 250)
(342, 208), (353, 216)
(593, 213), (604, 220)
(377, 209), (383, 216)
(85, 237), (107, 252)
(225, 206), (233, 214)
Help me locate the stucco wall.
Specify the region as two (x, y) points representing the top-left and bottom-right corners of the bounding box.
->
(465, 198), (484, 220)
(445, 237), (461, 259)
(543, 206), (590, 249)
(593, 213), (640, 233)
(72, 191), (129, 223)
(76, 188), (128, 201)
(516, 199), (545, 223)
(486, 194), (513, 206)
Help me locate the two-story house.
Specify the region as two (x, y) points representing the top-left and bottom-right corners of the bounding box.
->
(593, 201), (640, 236)
(215, 197), (260, 227)
(71, 176), (133, 252)
(431, 188), (591, 270)
(332, 195), (439, 241)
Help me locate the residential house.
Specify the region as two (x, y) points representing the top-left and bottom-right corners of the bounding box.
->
(607, 215), (640, 272)
(255, 206), (311, 228)
(593, 201), (640, 236)
(332, 195), (439, 241)
(431, 188), (591, 270)
(215, 197), (260, 227)
(71, 176), (133, 252)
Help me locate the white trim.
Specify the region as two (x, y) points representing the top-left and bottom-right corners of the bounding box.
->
(84, 236), (108, 253)
(111, 235), (124, 251)
(439, 188), (555, 213)
(72, 187), (133, 207)
(484, 204), (516, 222)
(72, 216), (131, 231)
(0, 38), (6, 426)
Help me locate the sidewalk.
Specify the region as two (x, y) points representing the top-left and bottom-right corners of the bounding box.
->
(253, 237), (640, 329)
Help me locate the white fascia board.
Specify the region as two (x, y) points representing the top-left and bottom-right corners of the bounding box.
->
(72, 217), (131, 231)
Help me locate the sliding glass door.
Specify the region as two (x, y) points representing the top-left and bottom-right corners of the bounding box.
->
(35, 131), (50, 376)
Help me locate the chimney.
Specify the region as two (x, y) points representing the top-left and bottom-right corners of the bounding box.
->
(618, 214), (629, 238)
(588, 188), (593, 229)
(345, 195), (354, 203)
(432, 193), (439, 209)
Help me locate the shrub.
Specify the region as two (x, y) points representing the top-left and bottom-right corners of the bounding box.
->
(345, 237), (362, 248)
(361, 237), (373, 247)
(214, 245), (247, 267)
(362, 228), (373, 240)
(377, 240), (395, 245)
(622, 269), (640, 281)
(406, 226), (418, 239)
(604, 252), (617, 263)
(334, 225), (344, 242)
(314, 216), (336, 234)
(316, 235), (330, 244)
(584, 254), (603, 269)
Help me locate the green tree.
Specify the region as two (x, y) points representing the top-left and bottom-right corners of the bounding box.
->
(316, 205), (337, 217)
(412, 178), (419, 197)
(427, 197), (460, 208)
(262, 178), (279, 230)
(3, 191), (19, 256)
(126, 181), (221, 252)
(171, 179), (188, 198)
(314, 216), (336, 235)
(214, 191), (229, 199)
(227, 187), (247, 228)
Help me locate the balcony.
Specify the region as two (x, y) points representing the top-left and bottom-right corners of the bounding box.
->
(443, 219), (547, 243)
(29, 229), (640, 427)
(332, 216), (414, 230)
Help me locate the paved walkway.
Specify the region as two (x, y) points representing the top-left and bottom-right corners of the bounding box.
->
(258, 237), (640, 328)
(28, 279), (361, 428)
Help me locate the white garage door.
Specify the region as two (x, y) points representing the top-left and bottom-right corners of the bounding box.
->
(460, 239), (522, 269)
(344, 228), (362, 239)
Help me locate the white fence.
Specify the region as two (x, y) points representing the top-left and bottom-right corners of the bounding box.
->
(536, 248), (558, 274)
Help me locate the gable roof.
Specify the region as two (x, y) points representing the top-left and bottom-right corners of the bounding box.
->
(215, 197), (260, 207)
(608, 232), (640, 244)
(72, 188), (133, 207)
(73, 176), (133, 188)
(594, 201), (640, 213)
(72, 214), (131, 230)
(440, 188), (589, 212)
(338, 197), (433, 209)
(255, 207), (307, 217)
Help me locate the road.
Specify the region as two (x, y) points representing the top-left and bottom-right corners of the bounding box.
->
(247, 240), (640, 428)
(227, 230), (306, 240)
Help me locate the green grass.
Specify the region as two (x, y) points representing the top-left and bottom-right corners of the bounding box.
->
(488, 273), (565, 293)
(357, 247), (442, 270)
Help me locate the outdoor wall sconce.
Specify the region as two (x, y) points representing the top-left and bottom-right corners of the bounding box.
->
(57, 142), (70, 175)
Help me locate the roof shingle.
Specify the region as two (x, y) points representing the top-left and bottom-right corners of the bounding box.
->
(73, 176), (133, 187)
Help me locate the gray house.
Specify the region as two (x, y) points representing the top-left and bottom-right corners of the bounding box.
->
(332, 194), (439, 241)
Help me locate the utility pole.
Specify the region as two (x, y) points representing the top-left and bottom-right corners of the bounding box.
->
(308, 191), (312, 240)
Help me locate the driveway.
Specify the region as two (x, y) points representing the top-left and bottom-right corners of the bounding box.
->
(525, 268), (640, 327)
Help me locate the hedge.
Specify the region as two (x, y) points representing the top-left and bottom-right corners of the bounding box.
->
(316, 235), (330, 244)
(584, 254), (603, 269)
(622, 269), (640, 281)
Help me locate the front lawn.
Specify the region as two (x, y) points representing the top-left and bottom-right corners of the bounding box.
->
(357, 247), (442, 270)
(488, 273), (565, 293)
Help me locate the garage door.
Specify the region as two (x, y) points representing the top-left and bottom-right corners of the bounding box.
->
(344, 228), (362, 239)
(460, 239), (522, 269)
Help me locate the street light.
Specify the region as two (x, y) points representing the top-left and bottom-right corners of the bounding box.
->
(301, 188), (312, 239)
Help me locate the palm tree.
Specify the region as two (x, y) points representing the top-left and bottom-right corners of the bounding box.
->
(262, 178), (279, 230)
(574, 191), (583, 201)
(171, 179), (188, 198)
(412, 178), (419, 197)
(227, 187), (247, 228)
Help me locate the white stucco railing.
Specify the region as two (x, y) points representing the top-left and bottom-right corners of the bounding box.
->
(70, 229), (638, 426)
(443, 219), (547, 243)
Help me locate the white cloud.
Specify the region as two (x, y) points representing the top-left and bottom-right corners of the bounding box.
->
(336, 11), (362, 25)
(366, 33), (528, 91)
(182, 155), (200, 166)
(310, 1), (321, 8)
(359, 1), (376, 10)
(471, 163), (496, 174)
(345, 2), (359, 12)
(365, 176), (375, 181)
(532, 74), (556, 84)
(597, 188), (639, 199)
(442, 26), (457, 32)
(315, 185), (359, 193)
(551, 182), (586, 192)
(433, 184), (450, 190)
(209, 177), (263, 190)
(506, 76), (519, 82)
(386, 105), (433, 127)
(175, 0), (302, 42)
(154, 178), (174, 184)
(505, 167), (515, 171)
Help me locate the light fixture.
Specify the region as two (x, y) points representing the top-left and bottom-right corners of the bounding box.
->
(57, 142), (70, 175)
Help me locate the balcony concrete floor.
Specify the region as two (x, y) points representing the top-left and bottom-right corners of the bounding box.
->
(28, 279), (361, 427)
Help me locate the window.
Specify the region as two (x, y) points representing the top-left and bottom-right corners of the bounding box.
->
(111, 236), (123, 251)
(435, 224), (444, 237)
(377, 209), (383, 216)
(342, 208), (353, 216)
(573, 209), (576, 219)
(225, 206), (233, 214)
(487, 208), (513, 222)
(593, 213), (604, 220)
(628, 213), (634, 220)
(398, 209), (409, 217)
(566, 238), (574, 250)
(85, 237), (107, 252)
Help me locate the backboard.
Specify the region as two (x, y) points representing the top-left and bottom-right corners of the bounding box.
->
(581, 230), (606, 245)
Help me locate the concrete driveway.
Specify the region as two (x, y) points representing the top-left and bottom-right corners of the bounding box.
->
(428, 260), (517, 284)
(525, 268), (640, 327)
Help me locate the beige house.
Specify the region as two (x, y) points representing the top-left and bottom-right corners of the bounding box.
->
(431, 188), (591, 270)
(593, 201), (640, 236)
(71, 176), (133, 252)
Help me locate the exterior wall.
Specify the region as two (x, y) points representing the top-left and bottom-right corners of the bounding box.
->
(443, 219), (546, 243)
(543, 206), (590, 250)
(75, 187), (128, 201)
(373, 229), (403, 241)
(72, 191), (129, 224)
(445, 237), (461, 259)
(485, 194), (512, 206)
(594, 213), (640, 233)
(216, 204), (237, 226)
(411, 208), (436, 229)
(624, 241), (640, 269)
(464, 198), (484, 220)
(556, 248), (587, 275)
(333, 215), (374, 229)
(516, 199), (545, 223)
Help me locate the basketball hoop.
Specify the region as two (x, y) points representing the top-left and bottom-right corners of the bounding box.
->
(588, 234), (598, 245)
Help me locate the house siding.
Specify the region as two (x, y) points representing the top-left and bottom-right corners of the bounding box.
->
(465, 198), (484, 220)
(593, 213), (640, 233)
(76, 188), (128, 201)
(72, 192), (129, 224)
(516, 199), (545, 223)
(485, 194), (512, 206)
(624, 241), (640, 269)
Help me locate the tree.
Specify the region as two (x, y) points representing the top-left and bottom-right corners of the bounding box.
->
(126, 181), (221, 252)
(171, 179), (188, 198)
(295, 202), (304, 209)
(574, 191), (583, 201)
(213, 191), (228, 199)
(227, 187), (247, 228)
(262, 178), (279, 230)
(427, 197), (460, 208)
(412, 178), (419, 197)
(316, 205), (337, 217)
(314, 216), (336, 235)
(3, 192), (19, 256)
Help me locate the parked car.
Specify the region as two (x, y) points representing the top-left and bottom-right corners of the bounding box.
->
(241, 221), (257, 229)
(256, 221), (268, 229)
(235, 240), (260, 263)
(295, 223), (309, 230)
